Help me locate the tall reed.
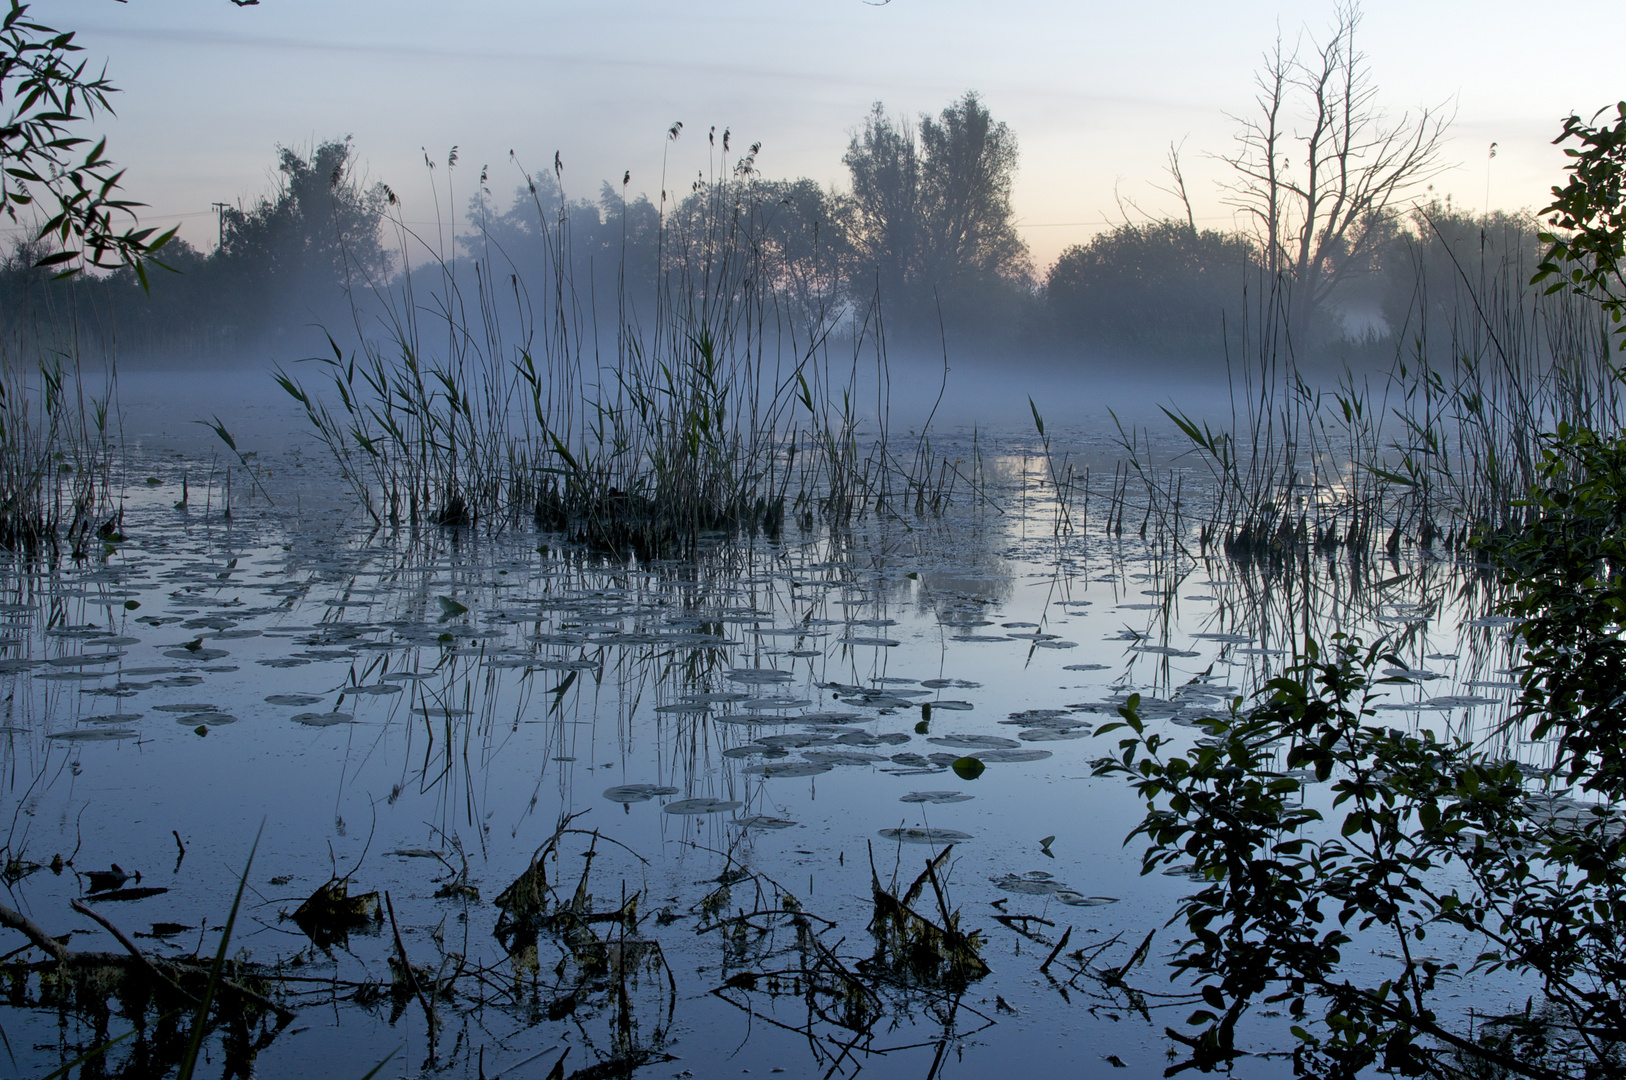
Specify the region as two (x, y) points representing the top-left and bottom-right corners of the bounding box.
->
(279, 142), (953, 555)
(1147, 216), (1619, 573)
(0, 340), (118, 555)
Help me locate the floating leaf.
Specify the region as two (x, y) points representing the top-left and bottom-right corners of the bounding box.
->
(900, 791), (975, 803)
(877, 827), (972, 845)
(603, 784), (681, 804)
(951, 757), (986, 779)
(1019, 728), (1089, 741)
(726, 668), (793, 684)
(729, 816), (797, 830)
(663, 797), (744, 815)
(84, 887), (169, 902)
(164, 648), (229, 661)
(991, 871), (1066, 895)
(741, 760), (832, 778)
(290, 712), (354, 726)
(929, 734), (1021, 750)
(975, 748), (1052, 763)
(265, 694), (322, 706)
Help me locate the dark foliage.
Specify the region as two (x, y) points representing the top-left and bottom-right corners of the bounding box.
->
(1044, 220), (1254, 357)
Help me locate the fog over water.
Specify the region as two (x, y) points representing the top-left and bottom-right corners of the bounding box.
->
(4, 2), (1621, 1076)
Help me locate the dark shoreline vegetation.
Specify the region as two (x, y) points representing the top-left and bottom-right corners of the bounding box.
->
(10, 0), (1626, 1077)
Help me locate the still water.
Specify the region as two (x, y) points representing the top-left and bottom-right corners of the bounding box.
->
(0, 371), (1533, 1078)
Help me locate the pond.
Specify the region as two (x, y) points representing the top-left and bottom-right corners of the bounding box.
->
(0, 371), (1541, 1079)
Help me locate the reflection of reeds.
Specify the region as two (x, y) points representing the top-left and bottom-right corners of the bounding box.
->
(280, 152), (954, 556)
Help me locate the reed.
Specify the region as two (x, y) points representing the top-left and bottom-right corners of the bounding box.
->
(279, 142), (955, 556)
(1144, 214), (1619, 575)
(0, 339), (118, 555)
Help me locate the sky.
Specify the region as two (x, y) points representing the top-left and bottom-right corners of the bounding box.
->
(37, 0), (1626, 271)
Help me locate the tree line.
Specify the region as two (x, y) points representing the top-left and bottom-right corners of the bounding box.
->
(0, 17), (1542, 374)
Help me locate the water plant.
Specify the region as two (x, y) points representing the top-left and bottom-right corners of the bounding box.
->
(0, 348), (118, 554)
(277, 141), (958, 556)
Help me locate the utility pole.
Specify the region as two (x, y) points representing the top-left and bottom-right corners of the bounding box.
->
(211, 202), (230, 251)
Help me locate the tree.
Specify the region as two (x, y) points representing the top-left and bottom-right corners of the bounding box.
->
(209, 138), (390, 329)
(1221, 2), (1450, 350)
(1092, 103), (1626, 1079)
(843, 102), (921, 307)
(917, 91), (1029, 292)
(843, 92), (1031, 334)
(1045, 219), (1254, 357)
(1377, 200), (1542, 357)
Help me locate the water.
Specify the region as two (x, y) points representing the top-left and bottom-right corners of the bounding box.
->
(0, 371), (1539, 1078)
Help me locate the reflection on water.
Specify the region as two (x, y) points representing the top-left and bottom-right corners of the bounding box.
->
(0, 412), (1538, 1077)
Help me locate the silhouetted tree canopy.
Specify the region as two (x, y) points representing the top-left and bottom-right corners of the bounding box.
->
(1045, 220), (1254, 356)
(844, 92), (1031, 338)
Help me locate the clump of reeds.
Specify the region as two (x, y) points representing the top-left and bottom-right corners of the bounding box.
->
(1145, 217), (1620, 576)
(279, 143), (956, 557)
(0, 349), (118, 555)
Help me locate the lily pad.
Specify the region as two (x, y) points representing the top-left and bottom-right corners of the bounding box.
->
(976, 748), (1053, 763)
(900, 791), (975, 803)
(726, 669), (794, 685)
(877, 827), (973, 845)
(265, 694), (323, 706)
(729, 816), (797, 830)
(928, 734), (1022, 750)
(992, 871), (1066, 895)
(290, 712), (354, 726)
(1019, 728), (1089, 741)
(1054, 892), (1119, 907)
(50, 729), (138, 741)
(603, 784), (681, 804)
(662, 797), (744, 815)
(741, 761), (832, 778)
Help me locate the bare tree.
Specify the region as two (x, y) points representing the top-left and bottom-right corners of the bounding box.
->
(1221, 2), (1451, 347)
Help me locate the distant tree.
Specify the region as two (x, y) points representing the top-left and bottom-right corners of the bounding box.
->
(1, 0), (253, 280)
(1220, 1), (1450, 350)
(917, 92), (1029, 293)
(1376, 200), (1541, 356)
(1045, 220), (1254, 357)
(842, 103), (920, 306)
(218, 139), (389, 290)
(204, 138), (390, 334)
(748, 177), (852, 321)
(843, 92), (1031, 336)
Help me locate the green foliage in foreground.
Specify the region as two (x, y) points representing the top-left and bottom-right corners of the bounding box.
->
(1095, 99), (1626, 1080)
(1093, 430), (1626, 1078)
(1535, 102), (1626, 345)
(1093, 635), (1617, 1078)
(0, 0), (177, 280)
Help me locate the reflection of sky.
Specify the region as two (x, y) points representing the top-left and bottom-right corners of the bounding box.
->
(42, 0), (1624, 269)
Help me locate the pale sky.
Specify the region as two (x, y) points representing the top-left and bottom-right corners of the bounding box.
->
(39, 0), (1626, 271)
